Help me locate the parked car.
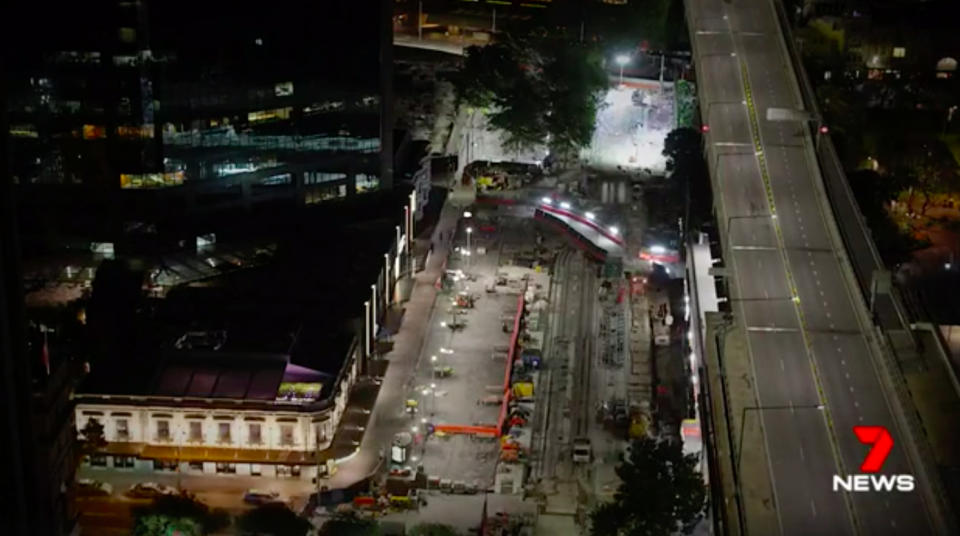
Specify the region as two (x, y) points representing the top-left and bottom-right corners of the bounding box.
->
(125, 482), (177, 499)
(77, 479), (113, 497)
(243, 489), (282, 505)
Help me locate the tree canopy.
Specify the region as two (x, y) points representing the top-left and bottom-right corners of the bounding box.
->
(408, 523), (460, 536)
(451, 40), (608, 156)
(238, 503), (312, 536)
(317, 513), (381, 536)
(132, 495), (229, 536)
(590, 437), (705, 536)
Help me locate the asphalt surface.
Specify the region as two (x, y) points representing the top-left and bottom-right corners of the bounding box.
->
(690, 0), (934, 533)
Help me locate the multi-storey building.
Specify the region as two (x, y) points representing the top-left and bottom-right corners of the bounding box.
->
(74, 339), (360, 481)
(8, 0), (396, 255)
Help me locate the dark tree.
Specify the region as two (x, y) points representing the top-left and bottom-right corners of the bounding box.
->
(847, 169), (925, 266)
(590, 437), (705, 536)
(317, 513), (381, 536)
(662, 128), (701, 166)
(451, 40), (607, 155)
(132, 495), (229, 536)
(78, 418), (107, 458)
(238, 503), (312, 536)
(542, 43), (609, 155)
(408, 523), (459, 536)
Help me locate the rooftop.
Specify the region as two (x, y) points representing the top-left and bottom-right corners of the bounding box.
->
(76, 198), (405, 403)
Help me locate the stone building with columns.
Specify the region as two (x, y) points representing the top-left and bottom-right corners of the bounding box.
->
(74, 209), (416, 481)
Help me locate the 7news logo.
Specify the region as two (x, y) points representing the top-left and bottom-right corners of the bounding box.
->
(832, 426), (915, 493)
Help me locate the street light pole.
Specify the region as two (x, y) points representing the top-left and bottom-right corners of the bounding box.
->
(417, 1), (422, 41)
(615, 55), (630, 86)
(466, 227), (473, 271)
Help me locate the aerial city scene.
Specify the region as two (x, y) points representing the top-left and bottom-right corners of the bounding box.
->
(2, 0), (960, 534)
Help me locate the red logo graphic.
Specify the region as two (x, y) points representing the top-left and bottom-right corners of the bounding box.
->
(853, 426), (894, 473)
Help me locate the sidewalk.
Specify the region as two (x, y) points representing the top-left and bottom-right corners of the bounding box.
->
(323, 187), (474, 488)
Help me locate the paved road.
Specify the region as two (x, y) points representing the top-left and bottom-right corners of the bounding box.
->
(689, 0), (934, 534)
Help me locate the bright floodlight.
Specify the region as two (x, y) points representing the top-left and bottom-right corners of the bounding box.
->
(560, 202), (571, 209)
(463, 211), (473, 218)
(430, 383), (436, 389)
(609, 226), (620, 236)
(650, 245), (666, 255)
(431, 355), (438, 362)
(542, 197), (552, 204)
(616, 55), (630, 66)
(585, 212), (595, 220)
(466, 227), (473, 234)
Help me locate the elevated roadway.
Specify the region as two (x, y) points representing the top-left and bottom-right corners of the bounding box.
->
(686, 0), (942, 534)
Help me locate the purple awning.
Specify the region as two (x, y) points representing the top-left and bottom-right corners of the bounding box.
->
(282, 363), (327, 383)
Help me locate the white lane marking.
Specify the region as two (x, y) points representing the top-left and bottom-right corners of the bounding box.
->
(849, 386), (855, 393)
(799, 445), (805, 461)
(780, 359), (785, 371)
(810, 500), (817, 517)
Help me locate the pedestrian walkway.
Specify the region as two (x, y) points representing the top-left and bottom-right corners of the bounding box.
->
(323, 186), (475, 489)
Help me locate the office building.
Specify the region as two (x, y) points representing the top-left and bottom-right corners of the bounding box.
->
(8, 0), (396, 255)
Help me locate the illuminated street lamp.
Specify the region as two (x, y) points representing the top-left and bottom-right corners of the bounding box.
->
(560, 201), (571, 210)
(585, 212), (595, 220)
(463, 211), (473, 218)
(609, 226), (620, 236)
(541, 196), (552, 205)
(466, 227), (473, 270)
(616, 54), (630, 85)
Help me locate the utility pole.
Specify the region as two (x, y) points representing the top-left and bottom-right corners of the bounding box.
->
(659, 54), (666, 94)
(492, 8), (496, 33)
(417, 1), (423, 40)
